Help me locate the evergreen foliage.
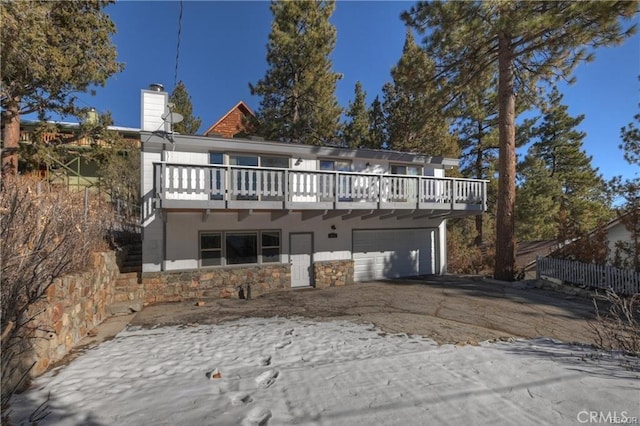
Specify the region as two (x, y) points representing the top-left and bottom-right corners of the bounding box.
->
(1, 0), (123, 174)
(403, 1), (637, 280)
(343, 82), (370, 149)
(610, 101), (640, 271)
(169, 81), (202, 135)
(516, 147), (562, 241)
(517, 88), (611, 241)
(250, 0), (342, 145)
(367, 96), (386, 149)
(382, 29), (458, 157)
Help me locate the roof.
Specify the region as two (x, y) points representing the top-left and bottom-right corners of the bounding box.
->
(519, 208), (639, 270)
(203, 101), (255, 136)
(516, 240), (562, 271)
(21, 119), (140, 135)
(141, 130), (463, 168)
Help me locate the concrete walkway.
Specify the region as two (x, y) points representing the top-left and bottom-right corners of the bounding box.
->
(129, 276), (598, 345)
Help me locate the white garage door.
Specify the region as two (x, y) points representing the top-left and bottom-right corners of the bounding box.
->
(353, 229), (434, 282)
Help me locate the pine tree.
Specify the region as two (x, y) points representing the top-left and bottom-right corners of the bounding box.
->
(610, 102), (640, 271)
(454, 83), (499, 246)
(1, 0), (123, 174)
(367, 96), (386, 149)
(343, 82), (369, 149)
(249, 0), (342, 145)
(403, 1), (637, 280)
(518, 88), (612, 241)
(516, 147), (562, 241)
(383, 29), (458, 157)
(169, 81), (202, 135)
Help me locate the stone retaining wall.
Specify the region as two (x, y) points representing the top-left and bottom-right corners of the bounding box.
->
(142, 264), (291, 304)
(314, 260), (354, 289)
(28, 251), (120, 376)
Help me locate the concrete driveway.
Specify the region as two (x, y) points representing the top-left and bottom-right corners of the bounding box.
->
(130, 276), (598, 345)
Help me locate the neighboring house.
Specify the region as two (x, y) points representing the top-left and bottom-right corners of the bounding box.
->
(19, 119), (140, 189)
(605, 211), (639, 268)
(525, 211), (639, 277)
(202, 101), (255, 138)
(140, 86), (488, 290)
(516, 240), (561, 279)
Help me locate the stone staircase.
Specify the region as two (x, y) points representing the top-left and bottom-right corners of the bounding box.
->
(120, 243), (142, 274)
(108, 242), (145, 315)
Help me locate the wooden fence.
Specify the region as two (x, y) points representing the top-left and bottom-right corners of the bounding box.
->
(536, 256), (640, 296)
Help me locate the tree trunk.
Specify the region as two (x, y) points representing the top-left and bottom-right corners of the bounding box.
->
(474, 121), (484, 246)
(494, 33), (517, 281)
(1, 98), (21, 175)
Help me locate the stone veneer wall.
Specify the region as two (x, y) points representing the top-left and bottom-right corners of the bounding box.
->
(314, 260), (354, 289)
(27, 251), (119, 376)
(142, 264), (291, 304)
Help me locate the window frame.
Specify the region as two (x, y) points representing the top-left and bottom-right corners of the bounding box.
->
(225, 231), (259, 265)
(260, 155), (290, 169)
(261, 231), (281, 263)
(199, 230), (282, 267)
(199, 232), (222, 267)
(319, 159), (352, 172)
(390, 164), (421, 176)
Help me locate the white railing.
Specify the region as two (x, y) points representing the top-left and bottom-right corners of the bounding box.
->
(153, 162), (487, 210)
(536, 256), (640, 296)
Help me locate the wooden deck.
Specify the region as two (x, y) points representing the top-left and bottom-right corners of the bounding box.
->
(152, 162), (488, 214)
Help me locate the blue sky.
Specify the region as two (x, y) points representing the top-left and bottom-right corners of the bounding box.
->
(68, 1), (638, 181)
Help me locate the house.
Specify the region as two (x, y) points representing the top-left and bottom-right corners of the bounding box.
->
(524, 210), (639, 279)
(140, 85), (488, 294)
(19, 119), (140, 189)
(605, 210), (639, 270)
(202, 101), (255, 138)
(513, 240), (562, 279)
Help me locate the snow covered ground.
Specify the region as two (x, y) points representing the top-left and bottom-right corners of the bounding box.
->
(10, 318), (640, 426)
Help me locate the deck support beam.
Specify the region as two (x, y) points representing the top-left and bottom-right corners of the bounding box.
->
(238, 210), (253, 221)
(302, 210), (326, 221)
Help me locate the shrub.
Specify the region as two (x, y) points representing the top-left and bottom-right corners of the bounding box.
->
(0, 176), (114, 412)
(590, 289), (640, 356)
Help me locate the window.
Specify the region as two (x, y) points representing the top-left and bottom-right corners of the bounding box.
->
(261, 231), (281, 263)
(320, 159), (351, 171)
(230, 155), (258, 200)
(320, 160), (352, 201)
(230, 155), (258, 167)
(261, 156), (289, 168)
(209, 152), (224, 200)
(209, 152), (223, 164)
(226, 232), (258, 265)
(200, 230), (281, 267)
(391, 164), (421, 175)
(260, 157), (288, 199)
(200, 233), (222, 266)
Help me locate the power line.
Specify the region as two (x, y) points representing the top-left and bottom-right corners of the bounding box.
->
(174, 0), (183, 89)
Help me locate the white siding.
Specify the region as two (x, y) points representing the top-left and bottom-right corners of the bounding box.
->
(607, 221), (633, 264)
(291, 158), (317, 202)
(353, 160), (388, 174)
(437, 220), (447, 274)
(141, 91), (168, 132)
(141, 150), (164, 273)
(142, 219), (164, 272)
(161, 211), (444, 273)
(424, 167), (445, 177)
(141, 151), (161, 226)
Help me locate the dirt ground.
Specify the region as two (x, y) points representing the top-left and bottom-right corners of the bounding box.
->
(130, 276), (599, 345)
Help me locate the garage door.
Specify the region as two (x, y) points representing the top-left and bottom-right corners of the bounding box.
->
(353, 229), (434, 282)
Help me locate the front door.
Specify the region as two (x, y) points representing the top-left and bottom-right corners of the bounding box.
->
(290, 233), (313, 287)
